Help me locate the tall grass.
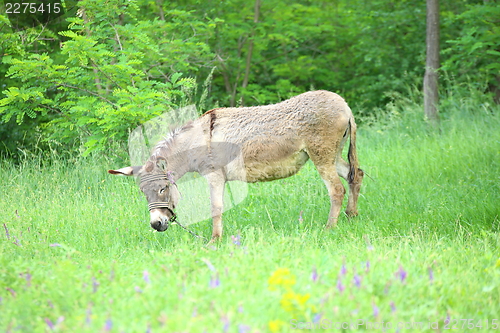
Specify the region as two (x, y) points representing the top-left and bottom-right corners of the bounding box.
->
(1, 88), (499, 332)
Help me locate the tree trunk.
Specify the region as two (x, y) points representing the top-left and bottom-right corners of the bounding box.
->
(240, 0), (261, 106)
(156, 0), (165, 21)
(423, 0), (440, 127)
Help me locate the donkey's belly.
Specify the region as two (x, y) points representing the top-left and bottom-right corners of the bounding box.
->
(232, 150), (309, 183)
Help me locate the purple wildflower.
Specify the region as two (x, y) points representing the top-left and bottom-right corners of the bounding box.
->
(365, 260), (370, 272)
(3, 223), (10, 239)
(313, 313), (323, 323)
(104, 318), (113, 332)
(444, 312), (451, 325)
(231, 234), (241, 246)
(49, 243), (61, 247)
(86, 306), (92, 325)
(23, 272), (32, 287)
(45, 318), (54, 330)
(210, 273), (220, 288)
(92, 277), (99, 293)
(298, 210), (303, 223)
(428, 267), (434, 283)
(143, 270), (150, 284)
(192, 307), (198, 317)
(390, 301), (396, 313)
(340, 262), (347, 276)
(135, 286), (143, 293)
(146, 323), (152, 333)
(311, 266), (319, 282)
(397, 265), (407, 283)
(221, 315), (230, 333)
(336, 278), (345, 293)
(238, 305), (244, 313)
(44, 317), (64, 330)
(353, 273), (361, 288)
(238, 324), (251, 333)
(372, 304), (380, 318)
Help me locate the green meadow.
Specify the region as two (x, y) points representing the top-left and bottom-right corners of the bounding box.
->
(1, 92), (499, 332)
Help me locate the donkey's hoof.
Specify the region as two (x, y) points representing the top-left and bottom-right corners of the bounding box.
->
(345, 210), (359, 217)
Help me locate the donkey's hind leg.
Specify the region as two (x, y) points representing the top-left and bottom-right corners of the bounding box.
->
(336, 158), (361, 217)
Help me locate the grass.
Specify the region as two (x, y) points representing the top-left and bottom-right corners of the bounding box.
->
(1, 93), (499, 332)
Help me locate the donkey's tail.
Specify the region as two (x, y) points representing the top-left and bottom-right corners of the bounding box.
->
(347, 116), (362, 183)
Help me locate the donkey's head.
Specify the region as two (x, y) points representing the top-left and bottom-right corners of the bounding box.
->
(108, 157), (180, 232)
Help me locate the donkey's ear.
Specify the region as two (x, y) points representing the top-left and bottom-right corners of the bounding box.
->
(108, 166), (142, 176)
(156, 156), (168, 172)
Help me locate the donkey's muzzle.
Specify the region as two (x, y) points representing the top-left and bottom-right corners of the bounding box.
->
(151, 219), (169, 232)
(149, 209), (173, 232)
(148, 201), (176, 232)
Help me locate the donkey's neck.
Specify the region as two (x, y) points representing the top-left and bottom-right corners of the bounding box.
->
(150, 122), (200, 181)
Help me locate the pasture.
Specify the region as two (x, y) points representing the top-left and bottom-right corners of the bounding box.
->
(1, 96), (499, 332)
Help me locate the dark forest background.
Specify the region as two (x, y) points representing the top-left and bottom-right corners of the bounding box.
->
(0, 0), (498, 158)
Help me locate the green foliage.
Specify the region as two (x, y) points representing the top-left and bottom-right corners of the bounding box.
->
(0, 0), (212, 155)
(180, 0), (430, 109)
(1, 0), (500, 157)
(442, 1), (500, 100)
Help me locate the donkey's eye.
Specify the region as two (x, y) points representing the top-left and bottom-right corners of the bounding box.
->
(159, 187), (167, 194)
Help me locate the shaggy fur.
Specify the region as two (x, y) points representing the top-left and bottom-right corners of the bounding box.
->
(109, 90), (363, 240)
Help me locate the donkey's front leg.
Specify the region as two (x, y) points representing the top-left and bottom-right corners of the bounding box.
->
(206, 171), (226, 241)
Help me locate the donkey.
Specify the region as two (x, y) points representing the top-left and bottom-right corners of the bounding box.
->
(109, 90), (363, 240)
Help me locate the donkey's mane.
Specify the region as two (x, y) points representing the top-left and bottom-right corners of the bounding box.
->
(150, 121), (194, 160)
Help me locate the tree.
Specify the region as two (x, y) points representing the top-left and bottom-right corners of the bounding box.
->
(0, 0), (213, 156)
(441, 0), (500, 103)
(424, 0), (440, 126)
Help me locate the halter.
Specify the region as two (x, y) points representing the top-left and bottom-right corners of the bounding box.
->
(139, 173), (205, 241)
(139, 174), (176, 221)
(139, 174), (171, 184)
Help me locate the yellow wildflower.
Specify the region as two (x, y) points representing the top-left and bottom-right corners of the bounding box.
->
(268, 268), (296, 291)
(269, 319), (285, 332)
(280, 290), (311, 314)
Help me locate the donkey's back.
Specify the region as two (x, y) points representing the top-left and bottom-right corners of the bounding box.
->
(210, 90), (352, 144)
(206, 90), (357, 184)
